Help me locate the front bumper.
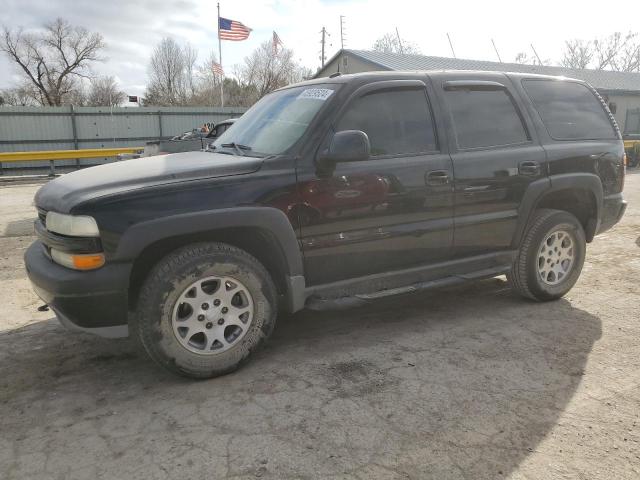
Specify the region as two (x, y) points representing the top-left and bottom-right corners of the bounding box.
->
(24, 241), (131, 338)
(597, 193), (627, 235)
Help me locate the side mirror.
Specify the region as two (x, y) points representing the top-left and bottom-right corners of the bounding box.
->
(608, 102), (617, 114)
(322, 130), (370, 164)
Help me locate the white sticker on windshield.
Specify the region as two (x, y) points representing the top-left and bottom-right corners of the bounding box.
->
(297, 88), (334, 101)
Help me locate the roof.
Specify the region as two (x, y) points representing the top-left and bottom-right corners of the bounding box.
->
(321, 49), (640, 93)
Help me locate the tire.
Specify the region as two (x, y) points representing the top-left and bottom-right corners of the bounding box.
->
(509, 209), (586, 301)
(133, 242), (277, 379)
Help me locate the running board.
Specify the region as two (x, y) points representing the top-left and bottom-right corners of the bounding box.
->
(305, 264), (510, 311)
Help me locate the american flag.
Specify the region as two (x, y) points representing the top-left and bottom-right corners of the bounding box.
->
(218, 17), (251, 41)
(212, 62), (224, 77)
(272, 31), (284, 55)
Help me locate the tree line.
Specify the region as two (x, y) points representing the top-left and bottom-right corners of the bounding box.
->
(0, 18), (311, 108)
(1, 18), (639, 108)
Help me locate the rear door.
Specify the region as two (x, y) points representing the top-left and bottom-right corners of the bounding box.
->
(297, 79), (455, 286)
(438, 75), (547, 257)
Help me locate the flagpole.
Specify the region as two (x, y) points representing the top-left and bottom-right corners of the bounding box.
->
(217, 2), (224, 108)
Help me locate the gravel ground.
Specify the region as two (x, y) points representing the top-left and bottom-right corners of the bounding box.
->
(1, 172), (639, 480)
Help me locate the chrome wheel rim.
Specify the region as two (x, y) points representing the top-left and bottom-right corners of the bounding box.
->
(171, 275), (254, 355)
(537, 229), (575, 286)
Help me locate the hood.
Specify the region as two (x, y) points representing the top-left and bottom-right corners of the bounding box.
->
(35, 151), (263, 213)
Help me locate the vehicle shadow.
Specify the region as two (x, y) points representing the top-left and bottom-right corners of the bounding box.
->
(0, 278), (601, 479)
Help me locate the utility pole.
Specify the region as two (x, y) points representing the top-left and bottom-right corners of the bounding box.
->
(340, 16), (346, 49)
(395, 27), (404, 54)
(447, 33), (456, 58)
(530, 43), (544, 65)
(320, 27), (327, 67)
(491, 38), (503, 63)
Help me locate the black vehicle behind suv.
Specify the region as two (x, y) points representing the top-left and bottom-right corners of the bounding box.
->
(25, 71), (626, 378)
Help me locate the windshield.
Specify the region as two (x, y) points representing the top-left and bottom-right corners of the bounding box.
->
(211, 84), (339, 156)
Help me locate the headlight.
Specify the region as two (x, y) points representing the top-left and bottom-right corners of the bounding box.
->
(46, 212), (100, 237)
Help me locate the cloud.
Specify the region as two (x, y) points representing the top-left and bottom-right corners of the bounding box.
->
(1, 0), (639, 97)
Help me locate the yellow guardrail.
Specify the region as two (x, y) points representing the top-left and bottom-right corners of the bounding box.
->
(0, 147), (144, 163)
(624, 139), (640, 149)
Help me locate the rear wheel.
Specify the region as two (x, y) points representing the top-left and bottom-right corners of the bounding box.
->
(133, 242), (277, 379)
(509, 209), (586, 301)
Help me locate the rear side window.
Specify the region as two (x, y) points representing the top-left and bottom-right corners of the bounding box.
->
(523, 80), (617, 140)
(445, 89), (529, 149)
(336, 88), (437, 156)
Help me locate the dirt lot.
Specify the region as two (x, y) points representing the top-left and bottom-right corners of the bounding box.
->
(1, 173), (639, 480)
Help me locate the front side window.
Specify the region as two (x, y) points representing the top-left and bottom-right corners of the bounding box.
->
(523, 80), (617, 140)
(445, 88), (529, 149)
(212, 84), (339, 156)
(336, 88), (437, 156)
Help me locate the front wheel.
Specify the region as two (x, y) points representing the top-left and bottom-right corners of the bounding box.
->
(509, 209), (586, 301)
(133, 242), (277, 379)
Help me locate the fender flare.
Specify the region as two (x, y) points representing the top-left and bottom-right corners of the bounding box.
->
(114, 206), (304, 277)
(512, 173), (604, 247)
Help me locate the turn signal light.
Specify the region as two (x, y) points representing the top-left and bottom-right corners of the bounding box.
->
(72, 253), (106, 270)
(51, 249), (105, 270)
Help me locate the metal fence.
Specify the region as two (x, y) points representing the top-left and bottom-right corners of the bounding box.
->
(0, 105), (247, 174)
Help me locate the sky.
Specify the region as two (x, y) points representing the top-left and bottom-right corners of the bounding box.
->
(1, 0), (639, 98)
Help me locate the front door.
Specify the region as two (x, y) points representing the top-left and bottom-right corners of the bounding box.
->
(296, 80), (455, 286)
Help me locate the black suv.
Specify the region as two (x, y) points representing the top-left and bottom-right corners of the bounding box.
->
(25, 71), (627, 378)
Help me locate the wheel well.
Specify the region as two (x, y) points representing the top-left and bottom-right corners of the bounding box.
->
(535, 188), (597, 241)
(127, 227), (289, 310)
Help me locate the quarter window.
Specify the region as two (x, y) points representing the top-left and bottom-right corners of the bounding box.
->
(336, 88), (437, 156)
(445, 88), (529, 149)
(523, 80), (617, 140)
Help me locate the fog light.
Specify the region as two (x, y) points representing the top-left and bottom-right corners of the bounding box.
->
(51, 249), (105, 270)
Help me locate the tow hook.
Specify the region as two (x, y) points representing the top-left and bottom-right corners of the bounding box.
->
(37, 304), (50, 312)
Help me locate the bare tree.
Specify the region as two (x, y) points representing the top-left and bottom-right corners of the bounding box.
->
(514, 51), (547, 66)
(594, 32), (626, 70)
(236, 40), (310, 104)
(561, 32), (640, 72)
(0, 18), (104, 106)
(604, 32), (640, 72)
(144, 38), (309, 107)
(145, 37), (199, 105)
(561, 39), (593, 69)
(0, 84), (38, 106)
(372, 32), (420, 55)
(190, 50), (223, 106)
(86, 76), (126, 106)
(183, 43), (198, 99)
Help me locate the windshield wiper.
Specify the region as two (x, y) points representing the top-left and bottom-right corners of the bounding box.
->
(221, 142), (252, 156)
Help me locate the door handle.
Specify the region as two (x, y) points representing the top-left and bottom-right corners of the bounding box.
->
(426, 170), (450, 185)
(519, 161), (540, 176)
